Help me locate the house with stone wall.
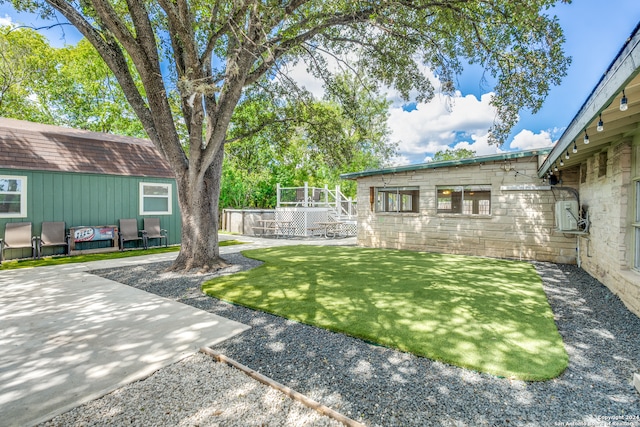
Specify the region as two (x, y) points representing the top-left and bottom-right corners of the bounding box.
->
(341, 149), (579, 264)
(537, 23), (640, 316)
(343, 23), (640, 317)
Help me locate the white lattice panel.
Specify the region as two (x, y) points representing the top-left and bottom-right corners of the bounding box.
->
(341, 221), (357, 236)
(276, 208), (329, 236)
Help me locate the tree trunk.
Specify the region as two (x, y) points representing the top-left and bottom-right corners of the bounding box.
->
(167, 146), (228, 273)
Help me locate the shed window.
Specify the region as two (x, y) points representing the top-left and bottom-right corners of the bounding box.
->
(140, 183), (172, 215)
(375, 187), (419, 213)
(437, 185), (491, 215)
(0, 175), (27, 218)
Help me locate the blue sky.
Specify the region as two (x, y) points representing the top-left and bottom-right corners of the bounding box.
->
(380, 0), (640, 164)
(2, 1), (640, 165)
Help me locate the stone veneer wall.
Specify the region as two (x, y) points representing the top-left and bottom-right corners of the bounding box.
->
(354, 155), (579, 264)
(577, 138), (640, 316)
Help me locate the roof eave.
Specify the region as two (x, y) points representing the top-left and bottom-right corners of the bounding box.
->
(341, 148), (550, 180)
(538, 23), (640, 177)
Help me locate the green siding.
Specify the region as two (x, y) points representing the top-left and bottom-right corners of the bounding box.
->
(0, 169), (182, 260)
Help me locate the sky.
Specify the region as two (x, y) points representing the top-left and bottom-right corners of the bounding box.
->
(1, 1), (640, 165)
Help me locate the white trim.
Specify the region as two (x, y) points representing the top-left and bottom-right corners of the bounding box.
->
(0, 175), (27, 218)
(500, 185), (551, 191)
(139, 182), (172, 215)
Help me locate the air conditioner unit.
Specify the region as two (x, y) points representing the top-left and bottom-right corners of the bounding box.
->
(555, 200), (579, 231)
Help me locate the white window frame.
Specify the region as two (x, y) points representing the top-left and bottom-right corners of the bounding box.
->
(139, 182), (172, 215)
(0, 175), (27, 218)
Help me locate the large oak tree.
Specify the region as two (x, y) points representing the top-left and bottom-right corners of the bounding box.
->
(6, 0), (570, 272)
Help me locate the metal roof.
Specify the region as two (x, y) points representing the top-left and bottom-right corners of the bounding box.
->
(341, 148), (550, 180)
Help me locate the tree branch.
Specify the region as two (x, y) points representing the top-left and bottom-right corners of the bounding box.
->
(44, 0), (155, 135)
(245, 7), (377, 86)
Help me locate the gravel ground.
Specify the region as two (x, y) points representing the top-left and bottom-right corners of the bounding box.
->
(44, 249), (640, 427)
(41, 351), (343, 427)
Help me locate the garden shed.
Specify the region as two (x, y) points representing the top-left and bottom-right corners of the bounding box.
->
(0, 118), (181, 259)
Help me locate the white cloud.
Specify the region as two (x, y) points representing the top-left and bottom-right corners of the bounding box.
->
(284, 61), (327, 99)
(387, 90), (501, 163)
(509, 129), (555, 150)
(452, 133), (506, 157)
(0, 15), (14, 26)
(389, 154), (413, 167)
(285, 57), (547, 166)
(283, 52), (355, 99)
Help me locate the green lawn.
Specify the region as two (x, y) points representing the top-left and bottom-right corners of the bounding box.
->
(0, 239), (245, 270)
(201, 245), (568, 381)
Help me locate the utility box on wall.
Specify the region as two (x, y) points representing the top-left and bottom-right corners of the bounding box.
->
(555, 200), (579, 231)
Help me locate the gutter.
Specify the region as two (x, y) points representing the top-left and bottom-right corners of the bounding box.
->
(341, 148), (550, 180)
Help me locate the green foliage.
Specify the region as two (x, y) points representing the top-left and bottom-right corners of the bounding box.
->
(0, 25), (145, 135)
(6, 0), (569, 146)
(0, 25), (56, 122)
(2, 0), (571, 267)
(48, 39), (146, 136)
(221, 72), (396, 208)
(433, 148), (477, 162)
(202, 245), (568, 381)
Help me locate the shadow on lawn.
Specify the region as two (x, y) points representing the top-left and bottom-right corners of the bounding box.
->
(90, 254), (640, 426)
(201, 245), (568, 380)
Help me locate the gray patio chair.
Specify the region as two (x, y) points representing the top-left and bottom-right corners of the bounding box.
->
(143, 218), (167, 248)
(119, 219), (147, 250)
(0, 222), (36, 263)
(38, 221), (69, 258)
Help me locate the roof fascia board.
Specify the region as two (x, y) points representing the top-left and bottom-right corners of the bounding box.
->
(538, 24), (640, 177)
(341, 149), (550, 180)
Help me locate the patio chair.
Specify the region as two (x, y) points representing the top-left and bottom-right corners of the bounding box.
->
(38, 221), (69, 258)
(118, 219), (147, 250)
(0, 222), (36, 263)
(143, 218), (167, 248)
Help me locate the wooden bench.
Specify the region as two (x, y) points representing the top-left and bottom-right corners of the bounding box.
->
(69, 225), (119, 255)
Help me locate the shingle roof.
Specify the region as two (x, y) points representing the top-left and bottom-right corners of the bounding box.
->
(0, 118), (175, 179)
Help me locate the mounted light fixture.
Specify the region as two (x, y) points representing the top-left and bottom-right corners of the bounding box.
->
(597, 114), (604, 132)
(565, 150), (570, 160)
(560, 158), (564, 166)
(620, 90), (628, 111)
(554, 162), (558, 172)
(584, 130), (590, 144)
(573, 140), (578, 153)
